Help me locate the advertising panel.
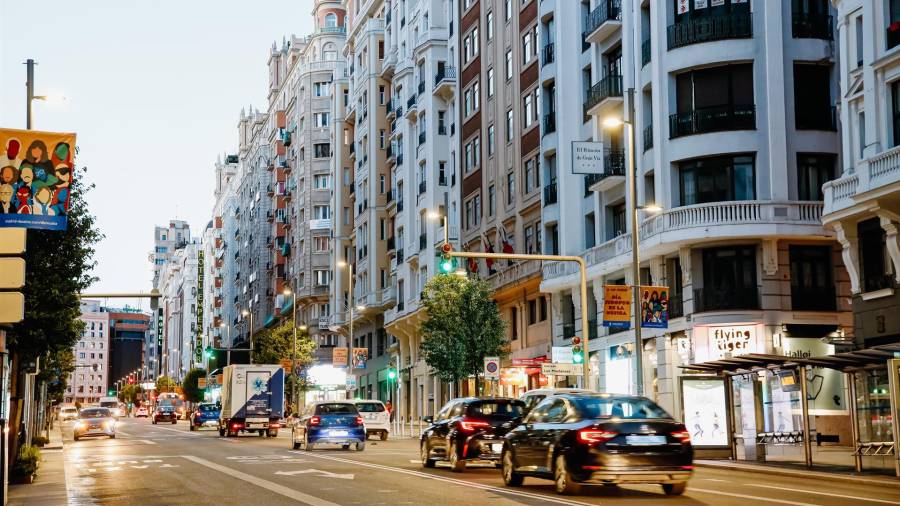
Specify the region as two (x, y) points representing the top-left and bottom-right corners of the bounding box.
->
(602, 285), (631, 328)
(0, 128), (77, 230)
(639, 285), (669, 328)
(332, 348), (348, 367)
(782, 338), (845, 413)
(352, 347), (368, 369)
(681, 377), (729, 447)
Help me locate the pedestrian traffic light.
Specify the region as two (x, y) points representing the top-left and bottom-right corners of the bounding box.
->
(572, 337), (584, 364)
(438, 243), (455, 274)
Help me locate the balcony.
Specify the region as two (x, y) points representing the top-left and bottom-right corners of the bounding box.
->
(864, 274), (896, 294)
(381, 286), (397, 307)
(668, 13), (753, 50)
(562, 323), (576, 339)
(791, 285), (836, 311)
(397, 153), (404, 166)
(396, 248), (404, 263)
(394, 105), (403, 118)
(792, 13), (833, 40)
(419, 233), (427, 251)
(643, 124), (653, 151)
(386, 236), (396, 251)
(669, 293), (684, 319)
(542, 43), (555, 66)
(796, 105), (837, 131)
(824, 145), (900, 216)
(433, 66), (456, 99)
(693, 286), (760, 312)
(386, 189), (394, 204)
(407, 96), (416, 110)
(543, 183), (558, 205)
(584, 75), (623, 116)
(669, 104), (755, 138)
(641, 39), (651, 67)
(543, 114), (556, 135)
(385, 100), (393, 116)
(397, 200), (404, 213)
(583, 0), (622, 45)
(418, 180), (426, 195)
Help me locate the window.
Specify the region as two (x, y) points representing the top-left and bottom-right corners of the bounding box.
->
(510, 307), (518, 340)
(314, 112), (329, 127)
(313, 174), (330, 189)
(488, 185), (496, 216)
(315, 270), (331, 286)
(314, 237), (329, 252)
(789, 246), (835, 310)
(793, 64), (833, 130)
(313, 143), (331, 158)
(313, 82), (330, 97)
(487, 11), (494, 40)
(506, 109), (514, 141)
(488, 125), (495, 155)
(673, 64), (755, 136)
(506, 171), (515, 205)
(325, 12), (338, 28)
(609, 203), (626, 239)
(505, 49), (513, 80)
(859, 218), (894, 292)
(890, 0), (900, 50)
(313, 205), (330, 220)
(797, 154), (834, 200)
(522, 24), (538, 65)
(473, 27), (479, 55)
(379, 129), (385, 148)
(679, 154), (755, 206)
(505, 0), (511, 21)
(487, 68), (495, 97)
(379, 85), (386, 105)
(584, 212), (595, 249)
(700, 246), (759, 310)
(523, 158), (536, 193)
(522, 88), (539, 129)
(894, 81), (900, 147)
(524, 225), (535, 253)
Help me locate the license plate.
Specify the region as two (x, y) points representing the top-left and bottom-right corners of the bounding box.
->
(491, 443), (503, 453)
(626, 435), (667, 445)
(329, 430), (349, 437)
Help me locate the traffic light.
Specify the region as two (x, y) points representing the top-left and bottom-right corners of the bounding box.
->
(108, 389), (115, 396)
(205, 345), (214, 359)
(438, 243), (456, 274)
(572, 337), (584, 364)
(387, 367), (397, 380)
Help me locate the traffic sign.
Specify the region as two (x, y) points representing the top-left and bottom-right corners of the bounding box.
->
(198, 377), (207, 389)
(484, 357), (500, 380)
(541, 363), (583, 376)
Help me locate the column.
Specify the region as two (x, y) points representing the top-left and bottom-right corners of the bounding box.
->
(879, 215), (900, 284)
(834, 222), (862, 294)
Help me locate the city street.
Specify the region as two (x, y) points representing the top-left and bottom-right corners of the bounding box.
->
(53, 417), (900, 506)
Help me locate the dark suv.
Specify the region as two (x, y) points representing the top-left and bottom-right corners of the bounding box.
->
(420, 397), (525, 472)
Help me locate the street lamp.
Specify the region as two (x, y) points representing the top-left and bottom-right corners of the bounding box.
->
(24, 59), (66, 130)
(242, 308), (254, 365)
(427, 210), (449, 245)
(337, 260), (354, 399)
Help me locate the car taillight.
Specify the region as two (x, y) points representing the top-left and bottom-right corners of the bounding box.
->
(270, 423), (280, 428)
(671, 430), (691, 444)
(232, 422), (242, 429)
(458, 419), (491, 432)
(355, 416), (364, 426)
(577, 429), (618, 444)
(310, 416), (321, 426)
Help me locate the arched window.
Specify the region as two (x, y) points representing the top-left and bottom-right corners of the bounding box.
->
(325, 13), (338, 28)
(323, 42), (337, 61)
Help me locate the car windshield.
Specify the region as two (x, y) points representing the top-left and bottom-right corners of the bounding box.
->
(199, 404), (219, 412)
(316, 403), (358, 415)
(355, 402), (385, 413)
(575, 397), (672, 420)
(80, 408), (112, 418)
(62, 407), (76, 412)
(99, 401), (118, 408)
(468, 401), (524, 417)
(523, 395), (546, 411)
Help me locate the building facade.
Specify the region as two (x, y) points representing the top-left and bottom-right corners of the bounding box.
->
(156, 239), (201, 381)
(65, 300), (110, 404)
(108, 309), (150, 391)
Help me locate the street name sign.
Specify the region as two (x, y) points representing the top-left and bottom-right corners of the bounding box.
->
(541, 363), (583, 376)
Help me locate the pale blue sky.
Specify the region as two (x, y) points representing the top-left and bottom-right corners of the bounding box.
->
(1, 0), (314, 308)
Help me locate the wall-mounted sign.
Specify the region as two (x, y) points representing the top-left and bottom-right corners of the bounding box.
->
(639, 285), (669, 329)
(705, 325), (759, 361)
(571, 141), (605, 175)
(352, 348), (368, 369)
(332, 348), (348, 367)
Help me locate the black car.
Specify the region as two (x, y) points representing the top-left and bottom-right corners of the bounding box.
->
(501, 394), (693, 496)
(420, 397), (525, 472)
(153, 406), (178, 424)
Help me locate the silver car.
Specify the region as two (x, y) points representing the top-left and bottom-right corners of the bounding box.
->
(73, 407), (117, 441)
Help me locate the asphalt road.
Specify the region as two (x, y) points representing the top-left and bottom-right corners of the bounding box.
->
(56, 417), (900, 505)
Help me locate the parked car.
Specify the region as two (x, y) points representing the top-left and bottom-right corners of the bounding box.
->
(134, 406), (149, 418)
(73, 407), (117, 441)
(190, 403), (221, 431)
(501, 393), (693, 496)
(292, 401), (365, 451)
(60, 405), (78, 422)
(352, 399), (390, 440)
(420, 397), (526, 472)
(153, 405), (178, 424)
(519, 388), (592, 413)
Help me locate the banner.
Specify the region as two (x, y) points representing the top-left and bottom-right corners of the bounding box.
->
(602, 285), (631, 328)
(0, 128), (76, 230)
(332, 348), (348, 367)
(639, 285), (669, 329)
(352, 347), (368, 369)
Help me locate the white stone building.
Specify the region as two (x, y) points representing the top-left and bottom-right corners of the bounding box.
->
(65, 300), (110, 404)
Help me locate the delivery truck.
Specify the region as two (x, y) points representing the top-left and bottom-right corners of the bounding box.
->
(218, 364), (285, 437)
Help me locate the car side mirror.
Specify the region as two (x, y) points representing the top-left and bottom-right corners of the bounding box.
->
(422, 416), (433, 423)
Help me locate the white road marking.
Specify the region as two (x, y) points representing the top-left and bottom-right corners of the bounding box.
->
(137, 439), (158, 445)
(748, 484), (900, 504)
(130, 465), (149, 469)
(181, 455), (341, 506)
(408, 460), (420, 464)
(148, 425), (204, 436)
(689, 487), (822, 505)
(701, 478), (730, 483)
(159, 464), (179, 468)
(275, 469), (354, 480)
(293, 451), (593, 506)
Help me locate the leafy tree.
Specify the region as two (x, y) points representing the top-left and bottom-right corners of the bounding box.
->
(251, 318), (316, 367)
(181, 368), (207, 403)
(37, 348), (75, 403)
(118, 384), (143, 404)
(156, 375), (178, 393)
(419, 274), (508, 394)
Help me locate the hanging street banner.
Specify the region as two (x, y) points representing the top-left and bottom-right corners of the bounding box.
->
(639, 285), (669, 329)
(332, 348), (348, 367)
(352, 347), (368, 369)
(0, 128), (76, 231)
(602, 285), (631, 328)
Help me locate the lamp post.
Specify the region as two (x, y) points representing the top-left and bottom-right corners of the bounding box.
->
(242, 308), (254, 365)
(427, 210), (449, 246)
(219, 322), (231, 366)
(337, 260), (365, 399)
(24, 58), (65, 130)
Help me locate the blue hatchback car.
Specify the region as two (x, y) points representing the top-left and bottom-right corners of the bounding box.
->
(190, 403), (221, 431)
(292, 401), (365, 451)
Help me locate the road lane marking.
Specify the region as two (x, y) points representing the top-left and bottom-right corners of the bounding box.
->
(148, 425), (204, 436)
(700, 478), (729, 483)
(181, 455), (342, 506)
(747, 484), (900, 504)
(293, 451), (593, 506)
(689, 487), (822, 505)
(275, 469), (354, 479)
(138, 439), (158, 445)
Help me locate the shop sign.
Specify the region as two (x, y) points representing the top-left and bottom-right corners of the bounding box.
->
(707, 325), (758, 360)
(511, 356), (548, 367)
(500, 368), (527, 387)
(571, 141), (605, 175)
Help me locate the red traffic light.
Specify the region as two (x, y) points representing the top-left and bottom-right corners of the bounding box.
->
(572, 337), (581, 345)
(441, 242), (452, 253)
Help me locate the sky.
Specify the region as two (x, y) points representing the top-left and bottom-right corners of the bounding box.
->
(0, 0), (315, 310)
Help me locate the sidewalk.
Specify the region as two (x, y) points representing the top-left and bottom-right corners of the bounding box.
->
(696, 458), (900, 489)
(7, 425), (67, 505)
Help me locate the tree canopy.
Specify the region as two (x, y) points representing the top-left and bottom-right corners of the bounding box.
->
(118, 384), (144, 404)
(181, 368), (207, 403)
(156, 375), (178, 393)
(419, 275), (508, 391)
(251, 318), (316, 367)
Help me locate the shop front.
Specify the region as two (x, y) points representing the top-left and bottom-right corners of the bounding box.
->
(498, 356), (549, 398)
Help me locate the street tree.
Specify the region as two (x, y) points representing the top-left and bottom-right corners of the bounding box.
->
(118, 384), (144, 404)
(181, 368), (207, 403)
(419, 274), (508, 394)
(156, 375), (178, 393)
(251, 318), (316, 366)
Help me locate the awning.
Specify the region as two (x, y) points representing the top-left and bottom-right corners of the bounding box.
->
(681, 343), (900, 374)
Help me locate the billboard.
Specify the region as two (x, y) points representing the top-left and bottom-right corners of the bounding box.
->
(681, 377), (729, 447)
(639, 286), (669, 329)
(602, 285), (631, 328)
(0, 128), (76, 230)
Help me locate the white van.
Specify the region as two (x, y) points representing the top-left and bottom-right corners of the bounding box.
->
(99, 396), (123, 418)
(59, 404), (78, 421)
(352, 399), (390, 440)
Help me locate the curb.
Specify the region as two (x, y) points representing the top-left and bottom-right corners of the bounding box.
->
(695, 460), (900, 489)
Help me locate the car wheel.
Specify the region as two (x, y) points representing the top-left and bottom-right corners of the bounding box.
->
(501, 449), (524, 487)
(341, 444), (350, 450)
(380, 431), (388, 441)
(73, 435), (80, 441)
(449, 442), (466, 473)
(554, 455), (581, 495)
(152, 420), (157, 425)
(356, 442), (365, 451)
(109, 434), (116, 439)
(292, 439), (301, 450)
(304, 435), (313, 451)
(421, 442), (436, 468)
(219, 427), (225, 437)
(190, 424), (196, 431)
(172, 420), (176, 424)
(662, 483), (687, 496)
(258, 430), (265, 437)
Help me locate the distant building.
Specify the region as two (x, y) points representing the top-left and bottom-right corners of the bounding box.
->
(108, 309), (151, 391)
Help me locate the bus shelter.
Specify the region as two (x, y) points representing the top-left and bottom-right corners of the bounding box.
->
(683, 343), (900, 475)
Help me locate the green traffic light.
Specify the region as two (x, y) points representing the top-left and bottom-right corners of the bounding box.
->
(440, 258), (454, 273)
(388, 369), (397, 380)
(573, 352), (584, 364)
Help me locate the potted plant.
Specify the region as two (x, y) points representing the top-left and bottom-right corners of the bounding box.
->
(11, 445), (41, 484)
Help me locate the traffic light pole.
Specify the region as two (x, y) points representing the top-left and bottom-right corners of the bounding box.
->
(446, 250), (591, 385)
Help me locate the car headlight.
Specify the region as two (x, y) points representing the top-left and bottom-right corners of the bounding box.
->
(74, 421), (86, 430)
(103, 420), (115, 430)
